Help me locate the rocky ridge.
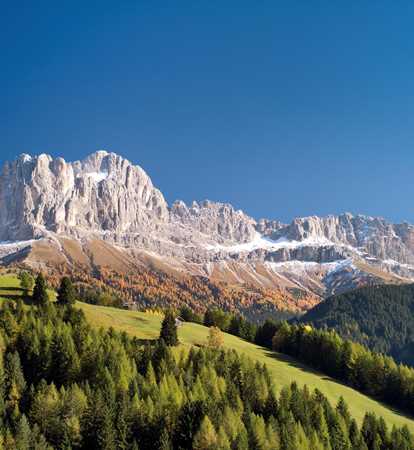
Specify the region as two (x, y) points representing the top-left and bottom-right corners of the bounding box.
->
(0, 151), (413, 298)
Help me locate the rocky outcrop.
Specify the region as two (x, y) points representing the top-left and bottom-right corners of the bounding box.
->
(170, 199), (256, 243)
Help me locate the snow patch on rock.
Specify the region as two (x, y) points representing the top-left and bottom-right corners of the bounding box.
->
(205, 233), (335, 253)
(84, 171), (109, 183)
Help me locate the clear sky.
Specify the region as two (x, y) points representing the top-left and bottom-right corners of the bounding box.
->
(2, 2), (414, 223)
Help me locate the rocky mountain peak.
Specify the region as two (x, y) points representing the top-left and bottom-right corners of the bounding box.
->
(0, 151), (169, 241)
(2, 150), (414, 299)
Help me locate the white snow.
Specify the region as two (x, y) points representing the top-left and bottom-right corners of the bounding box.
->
(21, 154), (32, 163)
(383, 259), (414, 270)
(204, 232), (334, 253)
(265, 260), (320, 271)
(325, 258), (355, 275)
(264, 258), (354, 275)
(0, 240), (36, 247)
(85, 171), (108, 183)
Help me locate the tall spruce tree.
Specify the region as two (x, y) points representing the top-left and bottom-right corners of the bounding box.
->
(32, 273), (49, 306)
(14, 415), (31, 450)
(56, 277), (76, 306)
(159, 310), (178, 346)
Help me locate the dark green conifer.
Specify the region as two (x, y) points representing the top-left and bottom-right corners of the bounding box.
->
(32, 273), (49, 306)
(56, 277), (76, 306)
(159, 310), (178, 346)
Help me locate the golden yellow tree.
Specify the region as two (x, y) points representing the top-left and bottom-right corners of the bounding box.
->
(206, 326), (224, 348)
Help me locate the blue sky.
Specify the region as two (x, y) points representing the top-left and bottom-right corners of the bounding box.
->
(2, 2), (414, 223)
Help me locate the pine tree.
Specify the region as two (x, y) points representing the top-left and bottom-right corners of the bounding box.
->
(158, 426), (172, 450)
(193, 416), (218, 450)
(115, 391), (129, 450)
(296, 422), (310, 450)
(329, 414), (351, 450)
(98, 403), (116, 450)
(32, 273), (49, 306)
(263, 389), (278, 420)
(340, 341), (353, 382)
(50, 326), (80, 385)
(248, 413), (268, 449)
(57, 277), (76, 306)
(217, 426), (231, 450)
(336, 397), (351, 428)
(272, 322), (291, 352)
(5, 352), (26, 415)
(15, 414), (31, 450)
(174, 400), (206, 449)
(159, 310), (178, 346)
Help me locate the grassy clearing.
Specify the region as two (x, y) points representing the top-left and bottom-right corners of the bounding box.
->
(0, 273), (25, 297)
(0, 273), (413, 431)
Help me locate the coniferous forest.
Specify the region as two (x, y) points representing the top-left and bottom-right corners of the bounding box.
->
(299, 284), (414, 366)
(0, 299), (413, 449)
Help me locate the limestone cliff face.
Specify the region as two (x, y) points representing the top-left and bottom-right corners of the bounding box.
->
(0, 151), (169, 241)
(170, 199), (257, 243)
(270, 214), (414, 265)
(2, 150), (414, 297)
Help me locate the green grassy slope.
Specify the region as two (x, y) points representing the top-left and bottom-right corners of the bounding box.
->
(77, 302), (414, 431)
(0, 273), (25, 298)
(1, 274), (413, 431)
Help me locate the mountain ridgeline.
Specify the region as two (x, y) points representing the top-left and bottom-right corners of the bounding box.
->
(299, 283), (414, 366)
(2, 151), (414, 314)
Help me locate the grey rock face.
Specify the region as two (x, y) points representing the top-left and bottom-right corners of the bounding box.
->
(268, 214), (414, 266)
(170, 199), (256, 243)
(2, 150), (414, 294)
(0, 151), (169, 241)
(256, 219), (285, 238)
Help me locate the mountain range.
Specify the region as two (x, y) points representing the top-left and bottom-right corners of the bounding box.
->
(1, 150), (413, 310)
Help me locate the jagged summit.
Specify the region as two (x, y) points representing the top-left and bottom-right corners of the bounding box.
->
(1, 150), (414, 299)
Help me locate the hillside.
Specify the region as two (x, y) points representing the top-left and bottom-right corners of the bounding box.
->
(300, 283), (414, 365)
(2, 299), (413, 449)
(2, 273), (414, 433)
(77, 302), (414, 432)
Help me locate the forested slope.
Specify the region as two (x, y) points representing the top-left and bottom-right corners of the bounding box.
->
(0, 301), (413, 449)
(300, 284), (414, 365)
(76, 302), (414, 433)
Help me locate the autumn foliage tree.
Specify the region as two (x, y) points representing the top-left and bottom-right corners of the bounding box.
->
(206, 326), (224, 349)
